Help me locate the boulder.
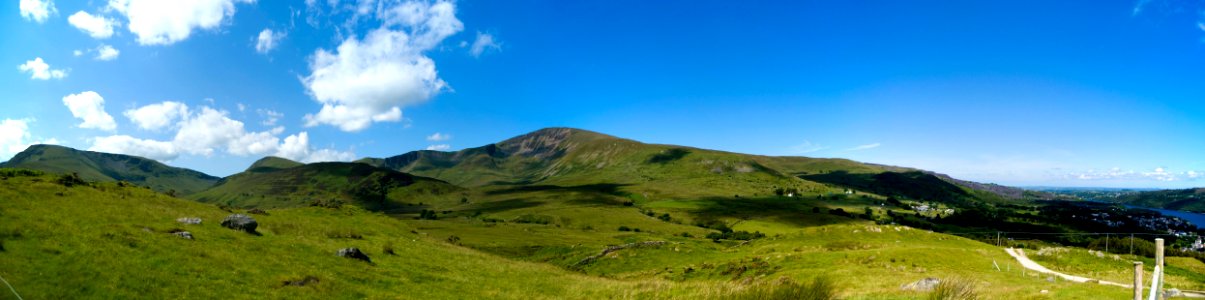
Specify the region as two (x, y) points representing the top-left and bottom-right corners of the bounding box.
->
(221, 214), (258, 233)
(176, 217), (202, 225)
(337, 247), (371, 263)
(173, 231), (194, 240)
(900, 277), (940, 291)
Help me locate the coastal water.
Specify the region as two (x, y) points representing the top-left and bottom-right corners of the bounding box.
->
(1133, 206), (1205, 230)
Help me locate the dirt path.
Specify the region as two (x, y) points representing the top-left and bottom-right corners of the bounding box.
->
(1004, 248), (1205, 298)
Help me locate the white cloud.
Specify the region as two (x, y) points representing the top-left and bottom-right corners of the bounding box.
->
(88, 135), (178, 161)
(1066, 167), (1205, 182)
(302, 0), (462, 132)
(847, 143), (881, 151)
(62, 91), (117, 131)
(425, 132), (451, 141)
(469, 32), (500, 57)
(17, 57), (67, 80)
(789, 140), (826, 154)
(124, 101), (189, 131)
(19, 0), (56, 23)
(73, 50), (84, 56)
(258, 109), (283, 126)
(95, 44), (120, 61)
(0, 119), (59, 161)
(172, 106), (279, 156)
(255, 28), (286, 53)
(425, 144), (450, 151)
(276, 132), (355, 163)
(107, 0), (255, 45)
(68, 11), (119, 39)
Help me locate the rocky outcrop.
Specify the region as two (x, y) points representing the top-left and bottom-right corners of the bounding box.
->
(220, 214), (258, 233)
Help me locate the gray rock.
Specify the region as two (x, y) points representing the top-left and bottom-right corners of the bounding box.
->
(176, 217), (202, 225)
(337, 247), (371, 263)
(174, 231), (194, 240)
(1165, 289), (1182, 298)
(901, 277), (940, 291)
(221, 214), (258, 233)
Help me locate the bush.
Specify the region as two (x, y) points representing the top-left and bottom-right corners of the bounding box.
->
(658, 213), (672, 221)
(57, 173), (86, 187)
(618, 226), (633, 232)
(446, 235), (461, 245)
(418, 209), (439, 220)
(707, 230), (765, 241)
(310, 198), (345, 209)
(928, 277), (977, 300)
(622, 201), (634, 206)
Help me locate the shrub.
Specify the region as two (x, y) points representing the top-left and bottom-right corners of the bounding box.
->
(707, 230), (765, 241)
(418, 209), (439, 220)
(622, 201), (634, 206)
(928, 277), (978, 300)
(512, 214), (554, 225)
(56, 172), (86, 187)
(618, 226), (633, 232)
(310, 198), (345, 209)
(658, 213), (672, 221)
(446, 235), (461, 245)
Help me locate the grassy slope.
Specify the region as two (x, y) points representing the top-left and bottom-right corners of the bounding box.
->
(1115, 188), (1205, 212)
(0, 170), (747, 299)
(245, 156), (304, 172)
(1, 168), (1179, 299)
(187, 162), (463, 211)
(0, 144), (218, 195)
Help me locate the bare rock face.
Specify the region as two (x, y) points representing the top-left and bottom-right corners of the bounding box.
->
(176, 217), (202, 225)
(900, 277), (940, 291)
(336, 248), (371, 263)
(221, 214), (258, 233)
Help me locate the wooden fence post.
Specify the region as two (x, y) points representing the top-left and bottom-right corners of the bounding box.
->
(1134, 261), (1143, 300)
(1156, 238), (1164, 300)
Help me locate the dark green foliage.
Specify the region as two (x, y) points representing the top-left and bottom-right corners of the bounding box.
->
(618, 226), (633, 232)
(310, 198), (345, 209)
(419, 209), (438, 219)
(827, 208), (851, 218)
(446, 235), (461, 245)
(800, 171), (968, 204)
(56, 172), (87, 187)
(0, 168), (42, 177)
(512, 214), (554, 225)
(658, 213), (672, 221)
(647, 148), (691, 164)
(706, 230), (765, 241)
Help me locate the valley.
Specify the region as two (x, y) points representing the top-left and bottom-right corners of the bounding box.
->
(2, 128), (1204, 299)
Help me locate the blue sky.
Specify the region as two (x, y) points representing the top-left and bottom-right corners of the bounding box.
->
(4, 0), (1205, 188)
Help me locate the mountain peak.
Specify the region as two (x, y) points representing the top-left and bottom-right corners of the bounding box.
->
(246, 156), (303, 172)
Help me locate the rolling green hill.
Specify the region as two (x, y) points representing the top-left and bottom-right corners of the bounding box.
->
(187, 162), (463, 211)
(3, 168), (1176, 299)
(245, 156), (304, 173)
(1113, 188), (1205, 212)
(0, 144), (218, 195)
(359, 128), (1023, 205)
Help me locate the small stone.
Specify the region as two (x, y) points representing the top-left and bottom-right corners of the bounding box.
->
(336, 247), (371, 263)
(901, 277), (940, 291)
(177, 217), (202, 225)
(173, 231), (194, 240)
(221, 214), (258, 233)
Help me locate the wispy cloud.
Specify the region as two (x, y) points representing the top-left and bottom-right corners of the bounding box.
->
(789, 140), (827, 154)
(846, 143), (881, 151)
(1065, 167), (1204, 182)
(425, 144), (450, 151)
